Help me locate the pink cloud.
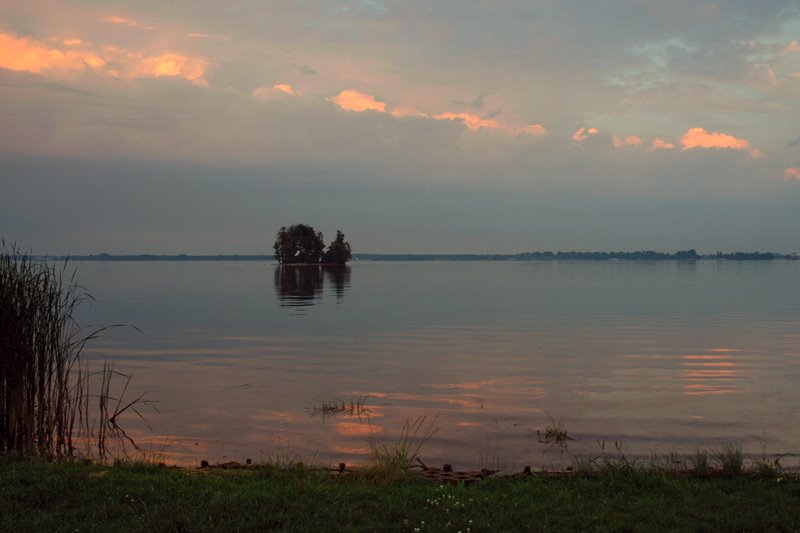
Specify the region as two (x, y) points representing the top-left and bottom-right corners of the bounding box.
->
(332, 89), (387, 112)
(516, 123), (548, 136)
(572, 127), (598, 142)
(649, 138), (675, 151)
(784, 167), (800, 181)
(432, 112), (502, 130)
(680, 127), (760, 157)
(612, 135), (643, 148)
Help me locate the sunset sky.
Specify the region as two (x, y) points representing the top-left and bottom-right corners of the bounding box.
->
(2, 1), (800, 254)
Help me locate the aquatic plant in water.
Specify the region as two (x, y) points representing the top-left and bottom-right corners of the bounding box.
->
(306, 396), (370, 421)
(0, 242), (148, 460)
(368, 414), (439, 474)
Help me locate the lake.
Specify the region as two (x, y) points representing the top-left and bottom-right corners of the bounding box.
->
(74, 260), (800, 471)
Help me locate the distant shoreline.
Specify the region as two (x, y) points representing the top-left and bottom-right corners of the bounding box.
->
(45, 251), (799, 262)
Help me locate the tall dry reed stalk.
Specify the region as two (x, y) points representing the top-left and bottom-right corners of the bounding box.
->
(1, 242), (146, 460)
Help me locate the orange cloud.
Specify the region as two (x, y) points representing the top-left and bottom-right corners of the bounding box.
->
(104, 16), (154, 30)
(332, 89), (387, 112)
(252, 83), (296, 99)
(390, 105), (428, 118)
(516, 123), (548, 136)
(680, 127), (760, 157)
(105, 16), (136, 25)
(325, 90), (544, 134)
(126, 53), (208, 84)
(612, 135), (643, 148)
(784, 167), (800, 181)
(186, 32), (232, 42)
(649, 138), (675, 151)
(273, 83), (295, 95)
(0, 32), (104, 72)
(83, 54), (106, 69)
(432, 112), (501, 130)
(0, 31), (207, 84)
(572, 127), (598, 142)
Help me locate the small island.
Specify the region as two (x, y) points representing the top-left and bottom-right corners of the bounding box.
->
(273, 224), (352, 265)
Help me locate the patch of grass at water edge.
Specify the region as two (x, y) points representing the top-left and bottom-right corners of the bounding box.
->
(367, 414), (439, 480)
(3, 458), (800, 532)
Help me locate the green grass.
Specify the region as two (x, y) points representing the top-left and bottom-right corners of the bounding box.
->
(2, 458), (800, 532)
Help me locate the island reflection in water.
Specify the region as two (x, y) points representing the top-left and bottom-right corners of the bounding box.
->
(74, 260), (800, 470)
(274, 265), (351, 307)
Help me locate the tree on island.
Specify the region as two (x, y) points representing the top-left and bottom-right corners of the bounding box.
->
(322, 230), (352, 265)
(273, 224), (325, 264)
(273, 224), (351, 264)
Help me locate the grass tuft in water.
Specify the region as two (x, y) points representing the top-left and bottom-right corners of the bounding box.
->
(368, 414), (439, 477)
(536, 412), (574, 469)
(536, 412), (573, 450)
(307, 396), (370, 422)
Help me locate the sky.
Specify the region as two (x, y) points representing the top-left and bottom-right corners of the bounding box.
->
(2, 1), (800, 254)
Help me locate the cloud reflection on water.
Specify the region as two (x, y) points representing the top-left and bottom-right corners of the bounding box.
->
(681, 350), (743, 396)
(72, 261), (800, 469)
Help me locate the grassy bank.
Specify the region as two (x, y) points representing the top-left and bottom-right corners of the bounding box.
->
(2, 459), (800, 532)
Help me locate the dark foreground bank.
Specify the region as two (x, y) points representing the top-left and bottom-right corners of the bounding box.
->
(2, 460), (800, 532)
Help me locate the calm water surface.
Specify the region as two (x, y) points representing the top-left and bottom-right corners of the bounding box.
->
(75, 260), (800, 470)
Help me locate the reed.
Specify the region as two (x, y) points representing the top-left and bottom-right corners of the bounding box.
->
(368, 414), (439, 475)
(0, 243), (144, 460)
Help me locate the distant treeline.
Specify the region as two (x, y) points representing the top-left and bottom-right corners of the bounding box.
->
(54, 254), (274, 261)
(354, 250), (798, 261)
(54, 250), (798, 262)
(519, 250), (798, 261)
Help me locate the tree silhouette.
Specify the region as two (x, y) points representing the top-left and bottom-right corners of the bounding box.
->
(273, 224), (325, 264)
(322, 230), (352, 265)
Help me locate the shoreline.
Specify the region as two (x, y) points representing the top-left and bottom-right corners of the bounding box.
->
(4, 457), (800, 531)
